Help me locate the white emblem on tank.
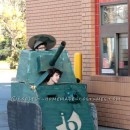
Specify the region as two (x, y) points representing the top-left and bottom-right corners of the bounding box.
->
(56, 111), (81, 130)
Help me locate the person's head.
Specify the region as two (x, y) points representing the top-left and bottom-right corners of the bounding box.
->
(28, 34), (56, 50)
(44, 68), (62, 85)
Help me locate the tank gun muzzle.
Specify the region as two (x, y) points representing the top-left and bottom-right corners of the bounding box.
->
(49, 41), (66, 66)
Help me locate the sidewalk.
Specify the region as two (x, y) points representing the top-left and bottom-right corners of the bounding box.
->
(0, 70), (16, 83)
(0, 61), (17, 83)
(0, 61), (10, 70)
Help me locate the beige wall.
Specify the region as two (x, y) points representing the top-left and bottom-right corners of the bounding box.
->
(26, 0), (96, 83)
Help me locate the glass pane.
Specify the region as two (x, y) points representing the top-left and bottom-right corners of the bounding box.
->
(118, 34), (128, 76)
(102, 4), (128, 24)
(102, 38), (115, 74)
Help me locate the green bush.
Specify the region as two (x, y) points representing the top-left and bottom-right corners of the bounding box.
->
(6, 50), (19, 69)
(0, 40), (11, 60)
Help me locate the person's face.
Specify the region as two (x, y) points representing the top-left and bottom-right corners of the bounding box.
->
(50, 72), (60, 84)
(36, 44), (46, 50)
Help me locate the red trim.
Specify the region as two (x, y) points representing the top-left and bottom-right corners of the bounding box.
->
(99, 0), (119, 2)
(95, 0), (124, 74)
(95, 2), (100, 74)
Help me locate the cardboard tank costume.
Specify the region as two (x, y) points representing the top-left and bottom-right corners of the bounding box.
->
(7, 34), (95, 130)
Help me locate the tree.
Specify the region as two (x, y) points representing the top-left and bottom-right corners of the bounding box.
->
(0, 0), (26, 68)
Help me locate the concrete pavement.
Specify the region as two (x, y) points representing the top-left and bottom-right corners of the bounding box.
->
(0, 70), (16, 83)
(0, 62), (16, 130)
(0, 83), (11, 130)
(0, 61), (16, 83)
(0, 61), (10, 70)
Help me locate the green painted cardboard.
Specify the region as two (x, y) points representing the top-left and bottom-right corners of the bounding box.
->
(36, 83), (95, 130)
(16, 50), (76, 84)
(11, 82), (95, 130)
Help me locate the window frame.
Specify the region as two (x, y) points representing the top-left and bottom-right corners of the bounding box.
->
(99, 0), (129, 76)
(128, 0), (130, 75)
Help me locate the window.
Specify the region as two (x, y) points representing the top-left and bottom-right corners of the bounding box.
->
(101, 37), (115, 74)
(101, 4), (128, 24)
(118, 34), (128, 76)
(100, 2), (128, 76)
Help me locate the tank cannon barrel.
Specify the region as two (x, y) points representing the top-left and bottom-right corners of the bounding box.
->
(49, 41), (66, 66)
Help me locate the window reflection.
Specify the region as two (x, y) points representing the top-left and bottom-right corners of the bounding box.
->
(102, 38), (115, 74)
(118, 34), (128, 76)
(102, 4), (128, 24)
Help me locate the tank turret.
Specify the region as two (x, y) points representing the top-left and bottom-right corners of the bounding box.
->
(16, 36), (76, 84)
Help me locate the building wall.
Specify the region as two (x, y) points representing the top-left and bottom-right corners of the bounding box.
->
(26, 0), (130, 129)
(88, 0), (130, 129)
(26, 0), (96, 83)
(88, 75), (130, 129)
